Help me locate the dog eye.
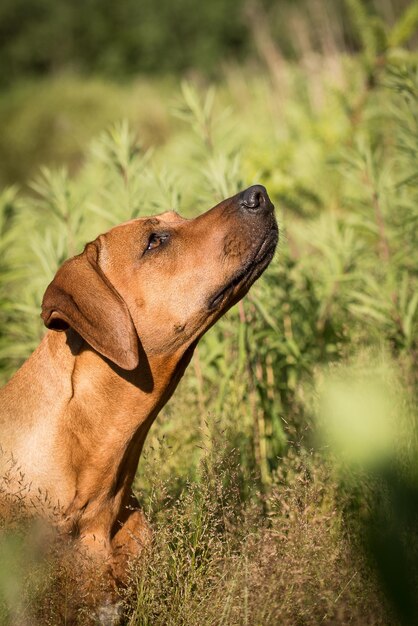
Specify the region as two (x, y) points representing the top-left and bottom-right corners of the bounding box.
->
(146, 233), (169, 251)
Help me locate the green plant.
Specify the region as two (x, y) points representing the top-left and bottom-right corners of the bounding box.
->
(0, 39), (417, 623)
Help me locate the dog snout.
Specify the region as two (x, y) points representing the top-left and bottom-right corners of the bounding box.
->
(240, 185), (273, 212)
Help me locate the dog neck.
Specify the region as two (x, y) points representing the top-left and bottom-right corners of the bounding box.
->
(0, 329), (195, 536)
(63, 328), (196, 532)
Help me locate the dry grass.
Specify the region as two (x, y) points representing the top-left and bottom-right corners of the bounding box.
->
(0, 443), (393, 626)
(121, 447), (391, 626)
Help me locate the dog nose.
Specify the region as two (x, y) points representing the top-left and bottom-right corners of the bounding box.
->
(240, 185), (272, 211)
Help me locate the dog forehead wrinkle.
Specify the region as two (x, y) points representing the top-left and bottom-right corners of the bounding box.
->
(142, 218), (160, 228)
(104, 217), (160, 241)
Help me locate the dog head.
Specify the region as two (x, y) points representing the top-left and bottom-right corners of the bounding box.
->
(42, 185), (278, 370)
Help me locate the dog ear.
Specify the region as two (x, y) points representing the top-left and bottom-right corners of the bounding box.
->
(41, 241), (139, 370)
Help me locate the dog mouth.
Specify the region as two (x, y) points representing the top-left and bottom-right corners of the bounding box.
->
(208, 225), (278, 311)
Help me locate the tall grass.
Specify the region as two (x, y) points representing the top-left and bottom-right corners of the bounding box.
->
(123, 446), (388, 626)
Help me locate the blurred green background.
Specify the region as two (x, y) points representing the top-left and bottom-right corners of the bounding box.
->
(1, 1), (418, 624)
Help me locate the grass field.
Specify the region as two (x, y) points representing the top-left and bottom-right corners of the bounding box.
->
(0, 33), (417, 625)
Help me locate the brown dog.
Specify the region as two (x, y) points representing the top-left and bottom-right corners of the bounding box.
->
(0, 185), (277, 620)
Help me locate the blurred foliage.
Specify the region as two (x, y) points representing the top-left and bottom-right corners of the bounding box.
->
(0, 0), (249, 86)
(1, 0), (418, 187)
(0, 76), (175, 187)
(314, 354), (418, 625)
(0, 0), (417, 88)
